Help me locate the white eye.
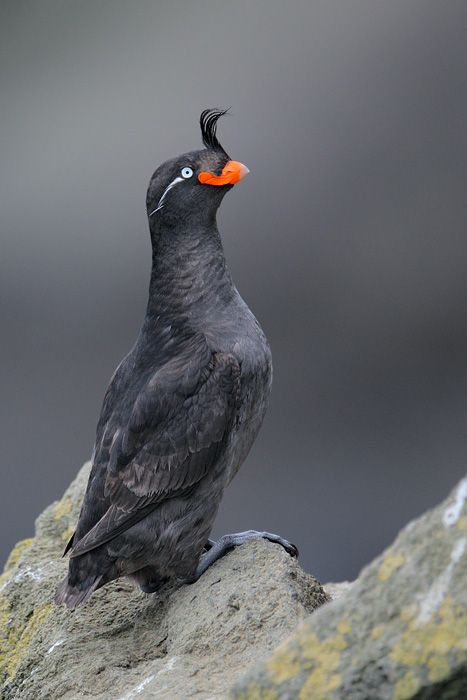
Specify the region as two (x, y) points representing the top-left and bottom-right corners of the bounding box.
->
(181, 166), (193, 179)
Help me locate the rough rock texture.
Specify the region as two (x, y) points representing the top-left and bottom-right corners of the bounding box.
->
(3, 465), (466, 700)
(0, 462), (328, 700)
(232, 476), (467, 700)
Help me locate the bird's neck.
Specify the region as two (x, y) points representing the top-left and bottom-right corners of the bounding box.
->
(143, 221), (235, 327)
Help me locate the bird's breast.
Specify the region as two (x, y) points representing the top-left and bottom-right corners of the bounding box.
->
(203, 300), (272, 484)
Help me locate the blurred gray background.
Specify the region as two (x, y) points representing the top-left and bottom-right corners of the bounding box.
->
(1, 0), (466, 583)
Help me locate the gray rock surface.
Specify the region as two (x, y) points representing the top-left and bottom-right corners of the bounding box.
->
(3, 464), (466, 700)
(232, 476), (467, 700)
(0, 462), (328, 700)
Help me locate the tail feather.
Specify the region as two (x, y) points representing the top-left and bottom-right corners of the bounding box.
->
(54, 573), (103, 609)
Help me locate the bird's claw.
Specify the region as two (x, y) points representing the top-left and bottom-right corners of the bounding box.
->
(258, 531), (299, 558)
(203, 529), (298, 560)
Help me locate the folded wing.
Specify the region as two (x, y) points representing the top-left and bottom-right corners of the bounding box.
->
(70, 334), (240, 558)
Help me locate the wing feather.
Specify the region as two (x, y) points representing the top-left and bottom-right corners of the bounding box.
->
(70, 335), (240, 558)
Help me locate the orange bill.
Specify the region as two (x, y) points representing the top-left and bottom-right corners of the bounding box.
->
(198, 160), (249, 186)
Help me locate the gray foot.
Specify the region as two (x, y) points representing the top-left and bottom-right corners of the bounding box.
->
(189, 530), (298, 582)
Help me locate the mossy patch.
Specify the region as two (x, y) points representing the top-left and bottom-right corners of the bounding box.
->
(336, 617), (351, 635)
(2, 538), (33, 575)
(377, 551), (405, 582)
(234, 683), (280, 700)
(390, 595), (467, 691)
(0, 596), (53, 683)
(393, 669), (422, 700)
(53, 498), (73, 520)
(264, 619), (353, 699)
(61, 526), (75, 543)
(264, 642), (301, 684)
(371, 623), (385, 640)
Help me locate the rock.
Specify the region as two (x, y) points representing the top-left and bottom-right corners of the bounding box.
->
(232, 476), (467, 700)
(0, 462), (329, 700)
(322, 581), (355, 601)
(4, 466), (466, 700)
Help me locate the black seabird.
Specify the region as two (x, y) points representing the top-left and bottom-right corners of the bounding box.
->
(55, 109), (297, 609)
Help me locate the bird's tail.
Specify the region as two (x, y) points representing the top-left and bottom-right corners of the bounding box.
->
(54, 573), (103, 610)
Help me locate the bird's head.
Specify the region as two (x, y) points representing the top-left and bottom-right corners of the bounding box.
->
(146, 109), (249, 228)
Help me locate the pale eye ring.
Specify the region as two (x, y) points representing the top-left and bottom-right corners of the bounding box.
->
(181, 166), (193, 179)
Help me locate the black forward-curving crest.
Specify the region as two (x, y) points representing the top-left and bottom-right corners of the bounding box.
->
(200, 108), (230, 156)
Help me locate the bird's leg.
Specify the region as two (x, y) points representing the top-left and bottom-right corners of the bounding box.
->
(189, 530), (298, 583)
(202, 538), (216, 553)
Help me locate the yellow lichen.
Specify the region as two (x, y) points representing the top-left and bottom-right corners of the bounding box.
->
(371, 624), (385, 640)
(393, 670), (422, 700)
(234, 683), (280, 700)
(378, 551), (405, 581)
(0, 602), (53, 681)
(0, 592), (11, 647)
(332, 635), (347, 651)
(299, 660), (341, 700)
(266, 624), (345, 700)
(0, 569), (13, 593)
(2, 539), (34, 574)
(296, 624), (348, 660)
(336, 617), (352, 635)
(265, 642), (301, 683)
(427, 654), (450, 683)
(53, 498), (72, 520)
(456, 515), (467, 532)
(61, 526), (75, 542)
(389, 595), (467, 693)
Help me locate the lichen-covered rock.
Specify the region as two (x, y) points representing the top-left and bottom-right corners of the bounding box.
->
(231, 476), (467, 700)
(0, 462), (328, 700)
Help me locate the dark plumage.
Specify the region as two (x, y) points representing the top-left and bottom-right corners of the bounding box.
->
(55, 109), (297, 609)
